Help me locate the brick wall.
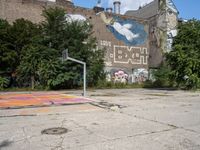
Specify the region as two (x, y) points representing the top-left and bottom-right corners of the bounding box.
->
(0, 0), (151, 82)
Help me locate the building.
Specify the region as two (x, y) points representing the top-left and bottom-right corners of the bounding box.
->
(126, 0), (178, 68)
(0, 0), (178, 83)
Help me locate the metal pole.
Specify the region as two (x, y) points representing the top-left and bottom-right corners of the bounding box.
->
(66, 57), (86, 97)
(83, 63), (86, 97)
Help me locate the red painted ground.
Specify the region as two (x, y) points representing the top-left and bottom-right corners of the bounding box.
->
(0, 92), (91, 109)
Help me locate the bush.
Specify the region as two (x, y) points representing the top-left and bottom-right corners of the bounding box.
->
(166, 20), (200, 90)
(0, 76), (9, 90)
(151, 64), (174, 88)
(96, 79), (144, 89)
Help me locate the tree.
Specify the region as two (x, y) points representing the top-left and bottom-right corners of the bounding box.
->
(0, 19), (41, 88)
(0, 7), (105, 90)
(17, 44), (58, 89)
(151, 62), (172, 87)
(0, 19), (16, 73)
(0, 76), (9, 90)
(6, 19), (40, 71)
(40, 7), (105, 88)
(41, 7), (67, 52)
(167, 19), (200, 89)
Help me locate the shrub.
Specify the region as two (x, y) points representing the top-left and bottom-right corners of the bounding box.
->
(0, 76), (9, 90)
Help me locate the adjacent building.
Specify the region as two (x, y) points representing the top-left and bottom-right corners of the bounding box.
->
(0, 0), (178, 83)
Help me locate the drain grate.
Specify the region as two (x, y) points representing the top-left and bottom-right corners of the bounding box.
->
(41, 127), (68, 135)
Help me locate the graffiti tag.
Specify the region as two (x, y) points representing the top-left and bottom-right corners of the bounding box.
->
(114, 45), (148, 65)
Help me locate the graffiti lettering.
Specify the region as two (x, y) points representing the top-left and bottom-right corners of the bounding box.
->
(100, 40), (112, 47)
(105, 61), (112, 66)
(114, 45), (148, 65)
(132, 68), (148, 83)
(106, 70), (129, 84)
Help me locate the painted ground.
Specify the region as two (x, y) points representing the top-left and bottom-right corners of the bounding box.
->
(1, 89), (200, 150)
(0, 92), (91, 109)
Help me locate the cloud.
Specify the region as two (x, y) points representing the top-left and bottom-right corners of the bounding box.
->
(106, 0), (154, 14)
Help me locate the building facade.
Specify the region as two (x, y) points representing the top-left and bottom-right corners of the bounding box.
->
(0, 0), (178, 83)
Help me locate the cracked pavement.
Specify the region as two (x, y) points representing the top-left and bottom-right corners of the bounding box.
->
(0, 89), (200, 150)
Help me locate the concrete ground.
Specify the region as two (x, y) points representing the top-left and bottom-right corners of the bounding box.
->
(0, 89), (200, 150)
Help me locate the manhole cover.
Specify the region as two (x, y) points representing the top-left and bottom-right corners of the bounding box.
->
(41, 127), (68, 135)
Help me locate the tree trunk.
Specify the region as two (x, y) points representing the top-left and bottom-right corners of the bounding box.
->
(31, 76), (35, 89)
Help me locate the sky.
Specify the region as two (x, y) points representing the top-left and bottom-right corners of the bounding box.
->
(70, 0), (200, 20)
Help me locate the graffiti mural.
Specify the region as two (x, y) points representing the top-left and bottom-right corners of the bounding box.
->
(157, 0), (178, 52)
(65, 14), (87, 22)
(99, 12), (147, 46)
(166, 0), (178, 51)
(106, 69), (129, 83)
(167, 29), (177, 50)
(132, 68), (148, 83)
(100, 40), (113, 66)
(113, 70), (129, 84)
(106, 68), (149, 83)
(114, 45), (148, 65)
(99, 40), (148, 66)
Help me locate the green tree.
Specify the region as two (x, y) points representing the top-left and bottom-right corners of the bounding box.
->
(17, 44), (58, 89)
(151, 63), (172, 87)
(0, 19), (16, 73)
(41, 7), (67, 52)
(0, 19), (40, 72)
(167, 19), (200, 89)
(0, 19), (41, 89)
(0, 76), (9, 90)
(40, 7), (105, 88)
(1, 7), (105, 89)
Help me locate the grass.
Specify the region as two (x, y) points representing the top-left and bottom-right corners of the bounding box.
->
(0, 87), (46, 92)
(95, 80), (145, 89)
(0, 80), (180, 92)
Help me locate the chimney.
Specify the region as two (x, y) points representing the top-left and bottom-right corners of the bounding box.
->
(113, 0), (121, 14)
(106, 8), (113, 13)
(96, 0), (101, 7)
(93, 0), (104, 13)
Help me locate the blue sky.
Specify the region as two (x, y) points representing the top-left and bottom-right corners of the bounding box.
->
(73, 0), (200, 20)
(173, 0), (200, 20)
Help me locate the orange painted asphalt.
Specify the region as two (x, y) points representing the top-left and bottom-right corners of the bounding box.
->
(0, 92), (91, 109)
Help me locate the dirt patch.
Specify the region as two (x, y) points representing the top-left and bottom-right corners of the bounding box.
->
(145, 93), (172, 97)
(90, 93), (118, 97)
